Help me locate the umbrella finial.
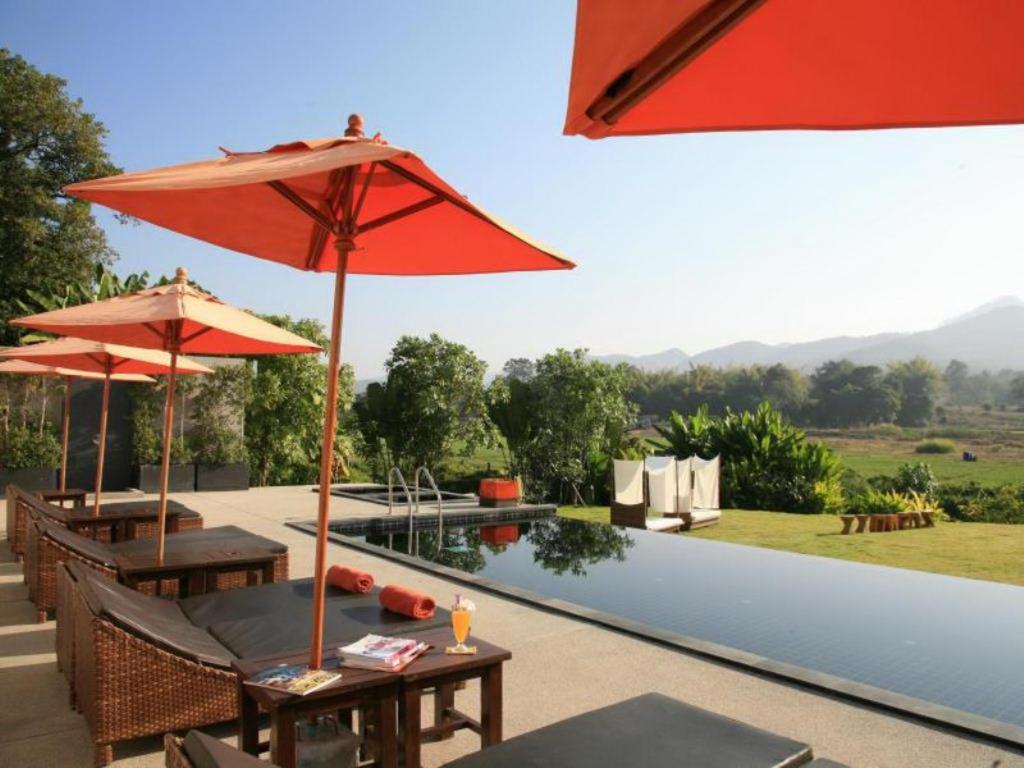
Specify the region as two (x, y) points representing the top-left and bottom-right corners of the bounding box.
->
(174, 266), (188, 285)
(345, 114), (364, 138)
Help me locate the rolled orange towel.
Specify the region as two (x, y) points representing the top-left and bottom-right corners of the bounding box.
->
(380, 584), (436, 620)
(327, 565), (374, 594)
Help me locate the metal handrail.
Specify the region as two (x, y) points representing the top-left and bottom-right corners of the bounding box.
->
(414, 466), (444, 552)
(387, 466), (415, 555)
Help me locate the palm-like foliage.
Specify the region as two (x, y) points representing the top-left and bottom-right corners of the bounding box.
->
(658, 401), (842, 514)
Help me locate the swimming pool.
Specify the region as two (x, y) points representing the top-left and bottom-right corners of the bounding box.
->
(307, 516), (1024, 745)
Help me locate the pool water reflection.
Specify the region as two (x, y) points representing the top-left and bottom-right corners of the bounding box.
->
(348, 517), (1024, 734)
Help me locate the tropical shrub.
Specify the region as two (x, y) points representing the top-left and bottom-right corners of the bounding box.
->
(936, 482), (1024, 524)
(847, 488), (905, 516)
(892, 462), (938, 497)
(915, 438), (955, 454)
(190, 364), (250, 464)
(657, 402), (842, 514)
(0, 424), (60, 469)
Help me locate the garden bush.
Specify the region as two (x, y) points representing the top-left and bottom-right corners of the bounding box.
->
(658, 402), (843, 514)
(915, 438), (955, 454)
(846, 488), (905, 516)
(936, 482), (1024, 524)
(0, 424), (60, 469)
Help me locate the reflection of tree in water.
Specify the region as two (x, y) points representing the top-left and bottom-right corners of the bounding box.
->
(527, 518), (634, 576)
(413, 528), (488, 574)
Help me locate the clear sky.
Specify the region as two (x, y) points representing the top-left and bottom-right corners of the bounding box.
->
(5, 1), (1024, 378)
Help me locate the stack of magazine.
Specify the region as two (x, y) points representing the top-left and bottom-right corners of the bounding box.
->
(339, 634), (429, 671)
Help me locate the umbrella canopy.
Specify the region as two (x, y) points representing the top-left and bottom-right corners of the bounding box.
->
(0, 337), (211, 376)
(0, 338), (210, 511)
(63, 114), (573, 669)
(0, 359), (155, 383)
(0, 360), (155, 492)
(13, 271), (321, 557)
(564, 0), (1024, 138)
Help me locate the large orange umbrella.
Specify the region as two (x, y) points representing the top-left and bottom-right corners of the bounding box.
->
(0, 338), (210, 513)
(13, 271), (322, 560)
(564, 0), (1024, 138)
(64, 115), (574, 668)
(0, 359), (154, 492)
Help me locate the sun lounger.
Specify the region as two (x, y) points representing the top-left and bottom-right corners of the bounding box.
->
(27, 514), (288, 622)
(62, 560), (448, 765)
(438, 693), (814, 767)
(684, 455), (722, 530)
(610, 460), (683, 533)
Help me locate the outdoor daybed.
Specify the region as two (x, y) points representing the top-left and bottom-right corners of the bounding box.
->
(59, 561), (449, 766)
(6, 482), (203, 560)
(610, 460), (682, 532)
(26, 514), (287, 622)
(167, 694), (847, 768)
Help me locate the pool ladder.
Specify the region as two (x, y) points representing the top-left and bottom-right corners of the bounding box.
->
(386, 467), (414, 553)
(414, 466), (444, 555)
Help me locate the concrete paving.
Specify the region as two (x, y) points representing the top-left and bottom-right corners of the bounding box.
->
(1, 485), (1022, 768)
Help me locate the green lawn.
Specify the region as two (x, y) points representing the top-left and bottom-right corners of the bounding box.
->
(557, 507), (1024, 586)
(836, 451), (1023, 486)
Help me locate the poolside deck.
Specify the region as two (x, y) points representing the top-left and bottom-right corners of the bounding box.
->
(2, 485), (1022, 767)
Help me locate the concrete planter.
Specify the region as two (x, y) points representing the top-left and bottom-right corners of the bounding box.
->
(132, 464), (196, 493)
(0, 467), (57, 491)
(195, 463), (249, 492)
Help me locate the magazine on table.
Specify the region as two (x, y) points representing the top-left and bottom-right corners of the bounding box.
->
(338, 634), (430, 671)
(245, 664), (341, 696)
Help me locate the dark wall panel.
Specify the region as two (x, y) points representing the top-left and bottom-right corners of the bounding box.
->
(65, 380), (133, 492)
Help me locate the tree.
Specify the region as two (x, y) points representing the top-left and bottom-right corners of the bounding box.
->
(354, 334), (489, 477)
(490, 349), (636, 502)
(243, 316), (351, 486)
(0, 49), (122, 346)
(1010, 373), (1024, 408)
(944, 359), (970, 404)
(808, 360), (899, 427)
(886, 357), (942, 426)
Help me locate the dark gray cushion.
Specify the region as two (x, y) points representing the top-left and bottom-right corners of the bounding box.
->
(207, 589), (449, 659)
(38, 518), (118, 567)
(180, 578), (365, 626)
(807, 761), (850, 767)
(183, 730), (272, 768)
(72, 561), (236, 668)
(439, 693), (812, 768)
(110, 525), (287, 557)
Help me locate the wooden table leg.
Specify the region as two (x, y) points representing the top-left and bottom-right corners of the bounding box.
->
(238, 685), (260, 754)
(433, 683), (456, 740)
(270, 707), (297, 768)
(378, 694), (398, 768)
(480, 664), (503, 747)
(263, 559), (275, 584)
(400, 686), (421, 768)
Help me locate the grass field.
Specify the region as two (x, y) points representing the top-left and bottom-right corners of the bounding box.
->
(835, 450), (1023, 486)
(557, 507), (1024, 586)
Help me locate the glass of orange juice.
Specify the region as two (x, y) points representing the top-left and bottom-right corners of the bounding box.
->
(451, 595), (475, 653)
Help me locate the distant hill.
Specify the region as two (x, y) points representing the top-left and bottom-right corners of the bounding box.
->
(592, 298), (1024, 372)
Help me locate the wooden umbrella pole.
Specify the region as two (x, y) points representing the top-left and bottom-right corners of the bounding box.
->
(61, 375), (72, 492)
(92, 373), (111, 515)
(309, 241), (351, 669)
(156, 352), (178, 564)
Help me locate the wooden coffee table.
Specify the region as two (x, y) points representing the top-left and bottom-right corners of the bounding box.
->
(36, 488), (87, 508)
(66, 505), (183, 543)
(114, 547), (276, 597)
(234, 654), (400, 768)
(396, 627), (511, 768)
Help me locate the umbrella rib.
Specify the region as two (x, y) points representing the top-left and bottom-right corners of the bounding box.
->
(267, 180), (337, 235)
(352, 162), (377, 223)
(379, 160), (494, 229)
(179, 326), (213, 345)
(357, 195), (444, 234)
(585, 0), (765, 127)
(143, 322), (167, 341)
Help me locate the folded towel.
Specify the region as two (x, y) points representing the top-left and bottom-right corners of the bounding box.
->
(327, 565), (374, 594)
(380, 584), (436, 620)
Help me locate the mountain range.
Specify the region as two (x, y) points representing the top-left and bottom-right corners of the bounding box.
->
(593, 297), (1024, 373)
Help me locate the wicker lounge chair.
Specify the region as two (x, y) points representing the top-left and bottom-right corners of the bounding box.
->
(27, 515), (288, 622)
(6, 483), (203, 560)
(62, 561), (448, 766)
(165, 731), (282, 768)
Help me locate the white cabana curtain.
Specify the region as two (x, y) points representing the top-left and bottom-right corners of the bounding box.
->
(674, 457), (693, 514)
(613, 459), (644, 505)
(692, 455), (721, 510)
(644, 456), (677, 514)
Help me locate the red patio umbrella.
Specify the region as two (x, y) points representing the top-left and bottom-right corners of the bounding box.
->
(63, 115), (574, 668)
(564, 0), (1024, 138)
(13, 271), (322, 560)
(0, 359), (154, 492)
(0, 339), (209, 511)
